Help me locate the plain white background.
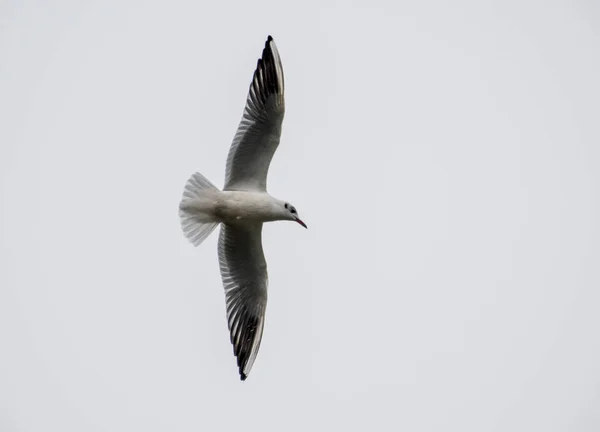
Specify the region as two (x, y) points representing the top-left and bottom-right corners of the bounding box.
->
(1, 1), (599, 431)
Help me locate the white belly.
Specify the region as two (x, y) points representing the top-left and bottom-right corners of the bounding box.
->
(216, 191), (280, 224)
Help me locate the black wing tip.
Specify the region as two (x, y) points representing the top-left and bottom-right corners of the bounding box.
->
(262, 36), (275, 60)
(230, 312), (261, 382)
(252, 35), (282, 99)
(262, 35), (280, 65)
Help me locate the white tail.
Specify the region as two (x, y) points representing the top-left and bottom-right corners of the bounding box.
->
(179, 172), (220, 247)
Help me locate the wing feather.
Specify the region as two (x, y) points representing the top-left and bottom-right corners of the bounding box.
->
(218, 223), (268, 380)
(224, 36), (285, 192)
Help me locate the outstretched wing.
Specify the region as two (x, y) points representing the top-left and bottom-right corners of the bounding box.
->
(218, 223), (268, 380)
(224, 36), (285, 192)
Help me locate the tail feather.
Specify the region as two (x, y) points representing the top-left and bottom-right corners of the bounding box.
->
(179, 172), (219, 247)
(182, 172), (219, 199)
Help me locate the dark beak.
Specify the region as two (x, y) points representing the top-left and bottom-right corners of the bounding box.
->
(295, 217), (307, 229)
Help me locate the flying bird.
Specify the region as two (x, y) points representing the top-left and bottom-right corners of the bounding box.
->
(178, 36), (306, 380)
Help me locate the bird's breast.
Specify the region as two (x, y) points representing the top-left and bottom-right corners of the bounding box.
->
(217, 191), (277, 224)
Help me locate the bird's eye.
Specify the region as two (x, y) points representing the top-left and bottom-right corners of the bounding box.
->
(284, 203), (288, 209)
(291, 208), (296, 214)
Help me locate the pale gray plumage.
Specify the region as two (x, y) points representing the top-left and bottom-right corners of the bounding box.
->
(224, 35), (285, 192)
(218, 224), (267, 380)
(178, 35), (306, 381)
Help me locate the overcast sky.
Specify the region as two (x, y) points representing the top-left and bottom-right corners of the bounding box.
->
(1, 1), (599, 431)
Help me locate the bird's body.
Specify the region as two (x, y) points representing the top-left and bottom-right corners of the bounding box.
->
(178, 36), (305, 380)
(180, 190), (289, 225)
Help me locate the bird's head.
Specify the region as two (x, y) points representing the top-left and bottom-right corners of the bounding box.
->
(283, 202), (307, 228)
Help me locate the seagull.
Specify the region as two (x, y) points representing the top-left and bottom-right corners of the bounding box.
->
(178, 36), (306, 381)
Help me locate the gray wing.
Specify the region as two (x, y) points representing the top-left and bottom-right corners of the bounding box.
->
(223, 36), (285, 192)
(218, 223), (268, 380)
